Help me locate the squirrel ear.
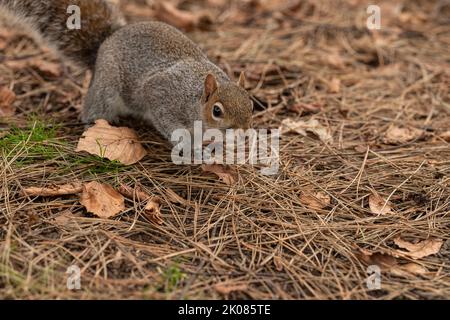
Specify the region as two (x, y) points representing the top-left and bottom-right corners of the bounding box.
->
(204, 73), (218, 101)
(238, 71), (246, 88)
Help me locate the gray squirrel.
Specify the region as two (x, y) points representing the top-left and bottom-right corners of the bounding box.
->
(0, 0), (253, 141)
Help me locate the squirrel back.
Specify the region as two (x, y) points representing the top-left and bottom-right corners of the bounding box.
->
(0, 0), (125, 68)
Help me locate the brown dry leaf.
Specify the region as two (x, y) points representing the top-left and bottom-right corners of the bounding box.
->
(368, 192), (393, 215)
(214, 282), (248, 295)
(356, 248), (428, 276)
(80, 181), (125, 219)
(76, 119), (147, 165)
(117, 184), (164, 224)
(154, 2), (212, 31)
(355, 248), (398, 269)
(393, 237), (443, 259)
(281, 118), (333, 144)
(0, 86), (16, 117)
(201, 164), (238, 185)
(383, 126), (423, 145)
(300, 190), (331, 211)
(144, 197), (164, 225)
(328, 77), (341, 93)
(22, 182), (83, 197)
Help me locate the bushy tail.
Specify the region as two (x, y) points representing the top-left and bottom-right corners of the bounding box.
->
(0, 0), (125, 68)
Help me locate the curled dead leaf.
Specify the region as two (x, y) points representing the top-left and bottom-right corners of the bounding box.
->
(393, 237), (443, 259)
(383, 126), (423, 145)
(201, 164), (238, 186)
(144, 197), (164, 225)
(80, 181), (125, 219)
(300, 190), (331, 211)
(0, 86), (16, 117)
(356, 248), (430, 276)
(368, 192), (393, 215)
(355, 248), (398, 269)
(21, 182), (83, 197)
(76, 119), (147, 165)
(281, 118), (333, 144)
(118, 184), (163, 224)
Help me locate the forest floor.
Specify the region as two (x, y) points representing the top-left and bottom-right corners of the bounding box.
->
(0, 0), (449, 299)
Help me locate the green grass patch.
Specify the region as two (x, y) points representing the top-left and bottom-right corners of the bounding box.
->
(67, 154), (126, 175)
(158, 264), (188, 293)
(0, 119), (62, 163)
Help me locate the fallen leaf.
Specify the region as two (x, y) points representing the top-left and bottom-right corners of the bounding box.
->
(355, 248), (398, 269)
(0, 86), (16, 117)
(281, 118), (333, 144)
(154, 2), (212, 31)
(76, 119), (147, 165)
(383, 126), (423, 144)
(214, 282), (248, 295)
(300, 190), (331, 210)
(356, 248), (428, 276)
(393, 237), (443, 259)
(80, 181), (125, 218)
(328, 77), (341, 93)
(118, 184), (164, 224)
(201, 164), (238, 185)
(143, 197), (164, 225)
(21, 182), (83, 197)
(368, 192), (393, 215)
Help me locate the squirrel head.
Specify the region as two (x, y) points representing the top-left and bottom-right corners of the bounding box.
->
(201, 72), (253, 131)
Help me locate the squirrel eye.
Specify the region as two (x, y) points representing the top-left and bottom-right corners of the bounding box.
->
(212, 103), (224, 120)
